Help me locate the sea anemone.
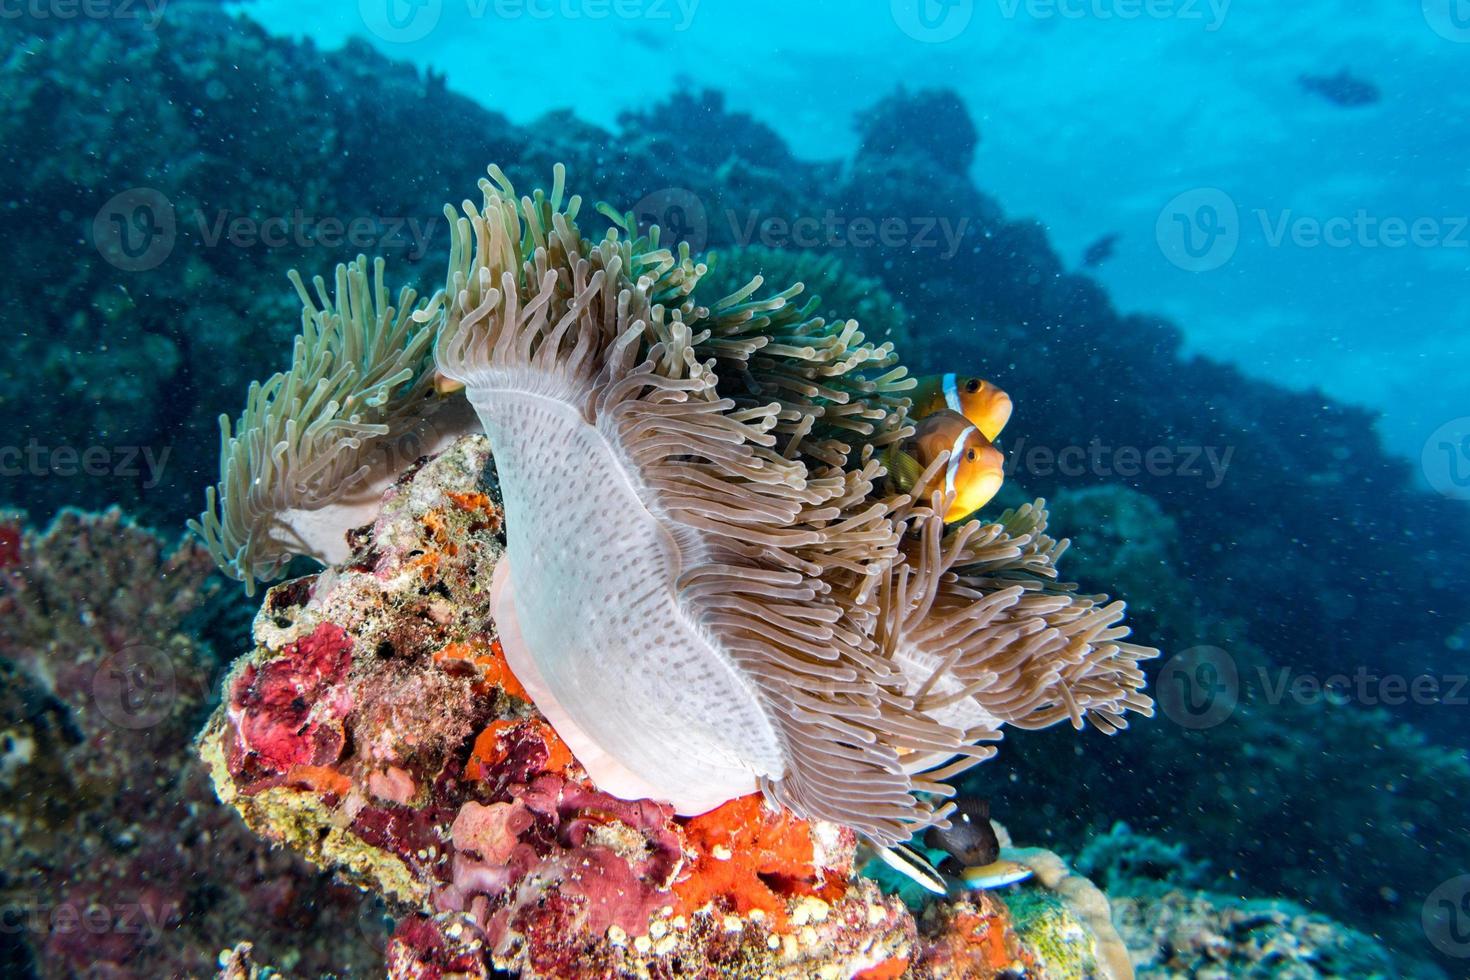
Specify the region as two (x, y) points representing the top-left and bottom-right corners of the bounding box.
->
(422, 165), (1154, 843)
(190, 256), (472, 594)
(196, 165), (1155, 845)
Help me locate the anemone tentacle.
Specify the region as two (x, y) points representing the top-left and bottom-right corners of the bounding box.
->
(190, 255), (451, 594)
(881, 490), (1159, 771)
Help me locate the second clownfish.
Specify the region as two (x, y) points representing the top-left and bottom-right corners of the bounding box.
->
(886, 409), (1005, 523)
(910, 374), (1013, 441)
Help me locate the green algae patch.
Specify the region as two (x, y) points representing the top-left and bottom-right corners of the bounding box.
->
(246, 786), (428, 907)
(1002, 888), (1103, 980)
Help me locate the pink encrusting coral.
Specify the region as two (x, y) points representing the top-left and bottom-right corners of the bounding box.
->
(227, 622), (355, 783)
(0, 518), (21, 569)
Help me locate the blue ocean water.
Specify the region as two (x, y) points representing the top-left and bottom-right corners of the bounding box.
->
(244, 0), (1470, 473)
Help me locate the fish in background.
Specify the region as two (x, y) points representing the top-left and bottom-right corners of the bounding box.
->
(927, 797), (1034, 890)
(1298, 69), (1381, 108)
(1082, 232), (1121, 268)
(909, 374), (1013, 441)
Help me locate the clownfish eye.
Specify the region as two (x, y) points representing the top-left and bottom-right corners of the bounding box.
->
(965, 378), (982, 394)
(966, 449), (976, 461)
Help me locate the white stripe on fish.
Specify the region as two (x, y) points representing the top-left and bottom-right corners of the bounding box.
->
(943, 422), (978, 501)
(873, 844), (947, 895)
(942, 372), (962, 415)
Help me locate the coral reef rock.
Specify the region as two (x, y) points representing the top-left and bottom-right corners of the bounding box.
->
(1079, 824), (1401, 979)
(200, 436), (1124, 978)
(1112, 888), (1396, 980)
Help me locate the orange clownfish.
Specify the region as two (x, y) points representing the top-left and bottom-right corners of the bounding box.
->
(434, 369), (467, 396)
(886, 409), (1006, 523)
(910, 374), (1013, 441)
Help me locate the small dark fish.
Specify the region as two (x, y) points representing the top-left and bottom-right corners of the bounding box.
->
(1082, 232), (1121, 268)
(1298, 70), (1381, 108)
(630, 27), (668, 51)
(926, 797), (998, 873)
(924, 798), (1032, 890)
(872, 797), (1034, 894)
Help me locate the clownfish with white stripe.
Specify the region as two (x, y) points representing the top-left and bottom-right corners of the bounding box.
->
(886, 409), (1005, 523)
(910, 374), (1013, 441)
